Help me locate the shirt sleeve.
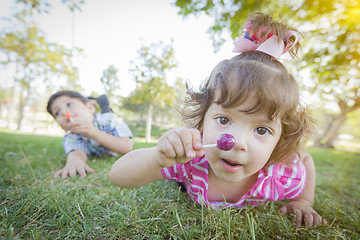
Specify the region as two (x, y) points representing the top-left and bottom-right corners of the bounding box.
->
(161, 162), (191, 183)
(249, 160), (307, 202)
(103, 113), (133, 138)
(279, 161), (307, 200)
(62, 133), (90, 155)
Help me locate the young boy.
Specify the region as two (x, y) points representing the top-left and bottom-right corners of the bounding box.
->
(47, 90), (133, 178)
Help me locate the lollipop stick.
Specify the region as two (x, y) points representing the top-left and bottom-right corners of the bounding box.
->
(203, 143), (217, 149)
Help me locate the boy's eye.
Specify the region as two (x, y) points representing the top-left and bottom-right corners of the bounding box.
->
(255, 127), (272, 136)
(67, 102), (73, 107)
(54, 111), (60, 117)
(216, 117), (230, 125)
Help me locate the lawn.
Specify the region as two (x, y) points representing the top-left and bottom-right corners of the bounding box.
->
(0, 128), (359, 239)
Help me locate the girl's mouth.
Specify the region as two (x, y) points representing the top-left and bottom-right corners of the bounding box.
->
(221, 159), (243, 172)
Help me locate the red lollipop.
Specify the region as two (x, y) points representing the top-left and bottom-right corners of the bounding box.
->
(203, 134), (236, 151)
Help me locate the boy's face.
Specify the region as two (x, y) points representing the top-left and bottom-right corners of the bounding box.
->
(202, 99), (282, 185)
(50, 95), (95, 131)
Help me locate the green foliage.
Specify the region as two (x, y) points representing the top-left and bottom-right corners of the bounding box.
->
(0, 129), (359, 238)
(100, 64), (120, 99)
(128, 40), (177, 108)
(100, 64), (123, 113)
(175, 0), (293, 51)
(0, 8), (78, 83)
(300, 2), (360, 95)
(0, 2), (81, 128)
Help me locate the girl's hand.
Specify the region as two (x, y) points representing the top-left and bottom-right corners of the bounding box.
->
(280, 199), (327, 227)
(156, 127), (204, 168)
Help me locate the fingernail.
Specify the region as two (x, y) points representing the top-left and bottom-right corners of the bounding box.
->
(187, 151), (195, 158)
(194, 143), (202, 149)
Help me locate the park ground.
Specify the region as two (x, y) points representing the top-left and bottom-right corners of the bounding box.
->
(0, 127), (359, 239)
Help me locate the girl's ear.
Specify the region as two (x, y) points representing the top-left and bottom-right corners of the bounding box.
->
(86, 101), (96, 114)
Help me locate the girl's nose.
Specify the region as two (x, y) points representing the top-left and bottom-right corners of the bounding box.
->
(232, 132), (248, 152)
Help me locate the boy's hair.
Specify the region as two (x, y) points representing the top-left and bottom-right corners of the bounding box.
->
(182, 51), (313, 164)
(46, 90), (88, 117)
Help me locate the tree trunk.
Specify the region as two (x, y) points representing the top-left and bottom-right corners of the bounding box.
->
(16, 86), (30, 130)
(16, 95), (25, 130)
(145, 103), (153, 142)
(313, 111), (347, 148)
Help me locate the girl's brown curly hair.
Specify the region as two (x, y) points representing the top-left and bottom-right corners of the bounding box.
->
(181, 13), (312, 164)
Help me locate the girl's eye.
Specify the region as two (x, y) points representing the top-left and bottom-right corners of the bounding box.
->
(216, 117), (230, 125)
(255, 127), (272, 136)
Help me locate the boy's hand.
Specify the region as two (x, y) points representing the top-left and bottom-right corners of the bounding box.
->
(53, 155), (95, 178)
(156, 127), (204, 168)
(69, 115), (97, 138)
(280, 199), (327, 227)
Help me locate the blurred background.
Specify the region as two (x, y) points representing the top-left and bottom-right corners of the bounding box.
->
(0, 0), (359, 150)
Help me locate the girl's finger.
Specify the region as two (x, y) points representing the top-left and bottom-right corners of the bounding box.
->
(176, 128), (195, 158)
(304, 212), (314, 227)
(279, 205), (288, 215)
(294, 209), (302, 227)
(190, 128), (204, 157)
(161, 134), (179, 158)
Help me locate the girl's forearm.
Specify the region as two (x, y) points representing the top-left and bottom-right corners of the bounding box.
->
(296, 151), (316, 204)
(109, 147), (164, 188)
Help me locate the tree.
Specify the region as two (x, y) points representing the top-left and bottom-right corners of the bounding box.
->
(100, 64), (121, 107)
(0, 3), (79, 129)
(300, 2), (360, 148)
(174, 0), (360, 148)
(128, 40), (177, 142)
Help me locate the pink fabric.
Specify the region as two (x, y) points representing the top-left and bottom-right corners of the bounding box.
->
(161, 156), (306, 209)
(232, 23), (299, 59)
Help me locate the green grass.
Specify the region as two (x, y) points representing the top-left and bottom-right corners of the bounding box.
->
(0, 128), (359, 239)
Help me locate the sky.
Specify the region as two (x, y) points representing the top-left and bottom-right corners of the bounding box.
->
(0, 0), (234, 97)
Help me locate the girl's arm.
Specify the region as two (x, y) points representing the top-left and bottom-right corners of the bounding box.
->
(109, 127), (204, 188)
(110, 147), (164, 187)
(280, 150), (326, 227)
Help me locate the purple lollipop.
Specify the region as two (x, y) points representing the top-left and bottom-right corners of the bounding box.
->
(203, 134), (236, 151)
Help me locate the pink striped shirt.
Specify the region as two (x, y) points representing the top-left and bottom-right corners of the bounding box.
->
(161, 156), (306, 209)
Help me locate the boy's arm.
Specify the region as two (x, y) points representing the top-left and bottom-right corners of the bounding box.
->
(70, 118), (133, 154)
(53, 150), (94, 178)
(88, 129), (133, 154)
(280, 150), (326, 227)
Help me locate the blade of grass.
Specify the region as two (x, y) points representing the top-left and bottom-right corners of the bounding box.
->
(175, 209), (187, 240)
(18, 145), (36, 180)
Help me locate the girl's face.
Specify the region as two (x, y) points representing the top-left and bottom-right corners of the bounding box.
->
(50, 95), (95, 131)
(202, 100), (282, 184)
